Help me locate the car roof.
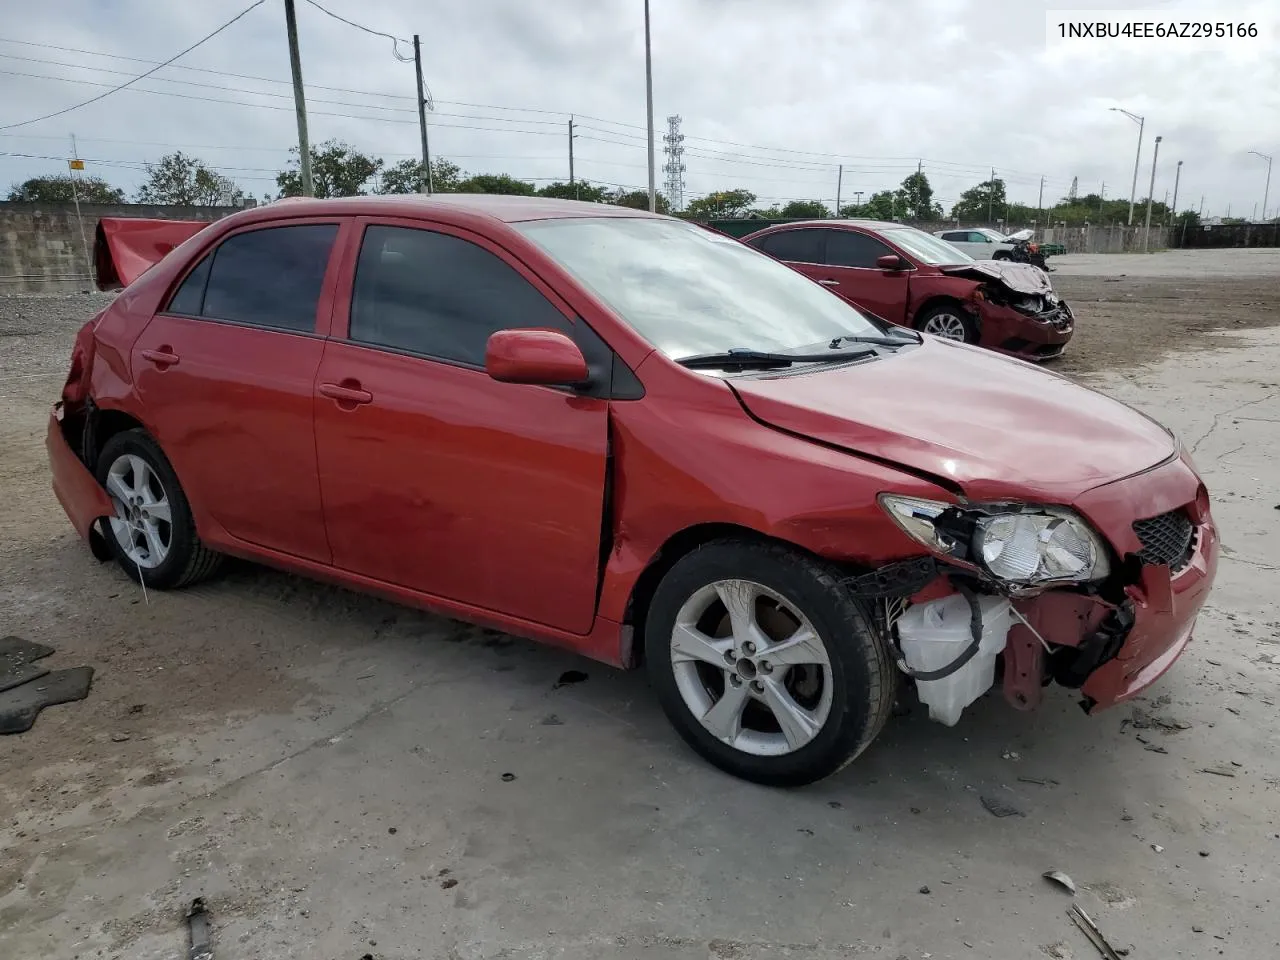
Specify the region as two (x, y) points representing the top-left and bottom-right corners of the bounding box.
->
(250, 193), (663, 224)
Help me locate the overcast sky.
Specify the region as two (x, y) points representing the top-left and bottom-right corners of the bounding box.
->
(1, 0), (1276, 219)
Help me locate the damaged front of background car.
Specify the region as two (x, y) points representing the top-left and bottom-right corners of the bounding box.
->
(939, 260), (1074, 360)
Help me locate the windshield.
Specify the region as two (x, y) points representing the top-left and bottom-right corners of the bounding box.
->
(515, 217), (885, 360)
(977, 227), (1008, 241)
(880, 227), (974, 265)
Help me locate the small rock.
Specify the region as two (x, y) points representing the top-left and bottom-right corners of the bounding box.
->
(1152, 844), (1164, 853)
(919, 885), (931, 895)
(1193, 925), (1205, 933)
(540, 714), (564, 726)
(1199, 850), (1209, 857)
(980, 795), (1025, 818)
(388, 827), (397, 835)
(500, 772), (516, 782)
(1002, 750), (1021, 761)
(110, 733), (130, 743)
(440, 877), (458, 890)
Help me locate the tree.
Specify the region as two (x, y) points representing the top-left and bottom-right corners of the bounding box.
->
(377, 158), (462, 194)
(277, 140), (383, 198)
(950, 178), (1007, 222)
(136, 152), (241, 206)
(841, 189), (898, 221)
(7, 175), (125, 203)
(612, 189), (671, 213)
(684, 188), (757, 220)
(537, 181), (612, 203)
(455, 173), (537, 195)
(898, 172), (943, 220)
(779, 199), (828, 219)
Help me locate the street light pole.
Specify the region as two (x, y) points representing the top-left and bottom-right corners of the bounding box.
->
(1110, 107), (1144, 226)
(1249, 150), (1272, 221)
(1170, 160), (1182, 222)
(1143, 134), (1162, 252)
(644, 0), (656, 212)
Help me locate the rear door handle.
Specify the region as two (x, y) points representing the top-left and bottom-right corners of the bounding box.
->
(140, 348), (180, 366)
(818, 279), (840, 286)
(318, 381), (373, 405)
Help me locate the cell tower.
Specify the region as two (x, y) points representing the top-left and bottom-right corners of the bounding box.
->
(662, 115), (686, 212)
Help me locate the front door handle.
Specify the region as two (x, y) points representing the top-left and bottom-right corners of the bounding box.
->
(140, 347), (180, 367)
(818, 279), (840, 286)
(318, 380), (373, 406)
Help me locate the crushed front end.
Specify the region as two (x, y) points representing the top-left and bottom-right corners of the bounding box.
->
(943, 260), (1075, 360)
(857, 452), (1216, 722)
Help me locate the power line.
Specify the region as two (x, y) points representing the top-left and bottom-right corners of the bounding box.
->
(0, 1), (266, 131)
(299, 0), (413, 61)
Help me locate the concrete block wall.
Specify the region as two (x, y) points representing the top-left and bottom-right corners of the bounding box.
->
(0, 202), (238, 295)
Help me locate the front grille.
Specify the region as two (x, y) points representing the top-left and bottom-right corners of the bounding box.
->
(1133, 509), (1196, 573)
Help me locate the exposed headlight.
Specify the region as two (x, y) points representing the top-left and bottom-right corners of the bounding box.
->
(879, 495), (1110, 586)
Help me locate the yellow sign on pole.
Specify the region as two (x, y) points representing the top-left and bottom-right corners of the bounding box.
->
(68, 159), (85, 171)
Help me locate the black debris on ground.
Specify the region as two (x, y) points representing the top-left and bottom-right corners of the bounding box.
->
(0, 635), (95, 735)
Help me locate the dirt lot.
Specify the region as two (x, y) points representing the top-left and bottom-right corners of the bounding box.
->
(2, 250), (1280, 960)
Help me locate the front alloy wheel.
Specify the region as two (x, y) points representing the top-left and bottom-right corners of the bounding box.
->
(670, 579), (833, 756)
(645, 540), (895, 786)
(105, 453), (172, 569)
(920, 310), (969, 341)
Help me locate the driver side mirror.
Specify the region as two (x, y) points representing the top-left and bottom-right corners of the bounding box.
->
(485, 329), (590, 387)
(875, 254), (909, 271)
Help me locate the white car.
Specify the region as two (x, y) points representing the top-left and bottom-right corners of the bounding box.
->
(933, 227), (1017, 260)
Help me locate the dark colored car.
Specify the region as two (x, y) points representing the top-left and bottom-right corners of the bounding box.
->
(49, 196), (1213, 786)
(741, 219), (1074, 360)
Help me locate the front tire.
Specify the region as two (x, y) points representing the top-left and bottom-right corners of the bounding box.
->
(95, 428), (222, 589)
(644, 540), (895, 786)
(914, 303), (978, 344)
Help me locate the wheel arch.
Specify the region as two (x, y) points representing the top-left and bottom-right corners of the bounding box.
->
(620, 522), (838, 667)
(910, 294), (975, 330)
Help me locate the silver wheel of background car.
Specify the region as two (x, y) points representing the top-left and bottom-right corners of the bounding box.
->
(921, 312), (969, 341)
(104, 453), (172, 569)
(669, 578), (834, 757)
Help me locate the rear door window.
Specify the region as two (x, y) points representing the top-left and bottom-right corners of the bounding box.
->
(825, 230), (894, 268)
(348, 225), (572, 367)
(190, 224), (339, 332)
(758, 229), (826, 264)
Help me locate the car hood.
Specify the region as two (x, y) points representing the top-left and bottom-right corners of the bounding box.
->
(730, 339), (1175, 502)
(940, 260), (1052, 296)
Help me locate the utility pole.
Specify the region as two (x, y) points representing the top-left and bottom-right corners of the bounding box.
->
(1036, 175), (1044, 223)
(568, 116), (576, 199)
(67, 134), (92, 281)
(1170, 160), (1182, 219)
(1099, 182), (1105, 215)
(1143, 134), (1161, 252)
(643, 0), (656, 212)
(1199, 195), (1204, 216)
(413, 35), (433, 194)
(284, 0), (313, 197)
(835, 164), (843, 217)
(988, 167), (995, 223)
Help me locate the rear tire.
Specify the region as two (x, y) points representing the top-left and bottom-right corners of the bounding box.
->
(95, 429), (222, 589)
(914, 303), (978, 344)
(992, 251), (1011, 261)
(644, 539), (894, 786)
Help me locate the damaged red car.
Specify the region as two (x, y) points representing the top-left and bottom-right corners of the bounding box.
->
(49, 196), (1215, 786)
(741, 220), (1074, 360)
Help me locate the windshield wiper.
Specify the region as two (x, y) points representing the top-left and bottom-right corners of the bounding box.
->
(677, 347), (875, 370)
(828, 331), (921, 348)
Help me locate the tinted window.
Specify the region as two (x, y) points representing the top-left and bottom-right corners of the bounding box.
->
(166, 254), (212, 315)
(967, 231), (990, 243)
(759, 229), (825, 264)
(939, 231), (965, 242)
(201, 224), (338, 332)
(349, 225), (571, 366)
(826, 230), (894, 268)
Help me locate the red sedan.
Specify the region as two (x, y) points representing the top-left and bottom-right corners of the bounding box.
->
(49, 196), (1214, 786)
(741, 219), (1074, 359)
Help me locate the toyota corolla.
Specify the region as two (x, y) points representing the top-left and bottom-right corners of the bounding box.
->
(48, 196), (1216, 786)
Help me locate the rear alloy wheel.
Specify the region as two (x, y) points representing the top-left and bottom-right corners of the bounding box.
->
(915, 304), (978, 344)
(645, 540), (894, 786)
(96, 429), (222, 589)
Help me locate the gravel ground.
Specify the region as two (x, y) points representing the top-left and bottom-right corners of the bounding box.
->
(2, 256), (1280, 960)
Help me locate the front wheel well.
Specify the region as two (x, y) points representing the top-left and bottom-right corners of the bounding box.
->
(911, 295), (974, 327)
(86, 408), (146, 467)
(622, 523), (830, 666)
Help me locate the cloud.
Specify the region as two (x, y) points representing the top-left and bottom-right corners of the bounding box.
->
(0, 0), (1275, 218)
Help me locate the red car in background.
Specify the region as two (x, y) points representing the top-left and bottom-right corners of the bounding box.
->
(49, 196), (1212, 786)
(741, 220), (1074, 360)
